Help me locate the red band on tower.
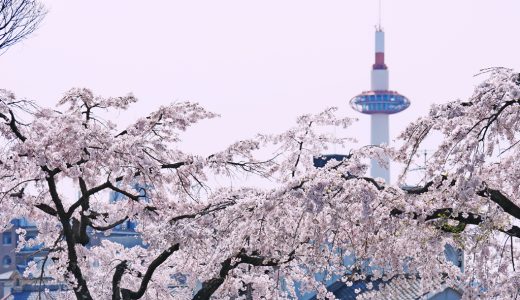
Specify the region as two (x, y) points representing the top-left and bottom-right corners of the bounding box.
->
(375, 53), (384, 65)
(373, 52), (387, 69)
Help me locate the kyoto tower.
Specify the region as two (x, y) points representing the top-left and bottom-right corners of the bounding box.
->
(349, 22), (410, 182)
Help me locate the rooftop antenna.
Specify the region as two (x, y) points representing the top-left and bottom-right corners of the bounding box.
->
(409, 149), (429, 172)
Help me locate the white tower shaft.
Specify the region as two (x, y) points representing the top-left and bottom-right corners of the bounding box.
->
(370, 29), (390, 182)
(370, 114), (389, 181)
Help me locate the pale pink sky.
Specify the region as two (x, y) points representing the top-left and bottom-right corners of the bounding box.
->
(1, 1), (518, 178)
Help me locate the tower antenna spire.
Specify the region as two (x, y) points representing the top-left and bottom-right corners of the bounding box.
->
(378, 0), (382, 30)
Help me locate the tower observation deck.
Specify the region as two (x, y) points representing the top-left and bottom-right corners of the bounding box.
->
(349, 28), (410, 182)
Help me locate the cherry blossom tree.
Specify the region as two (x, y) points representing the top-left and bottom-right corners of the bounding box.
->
(0, 68), (518, 300)
(395, 68), (520, 299)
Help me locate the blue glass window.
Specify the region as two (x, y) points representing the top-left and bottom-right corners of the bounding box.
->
(2, 232), (11, 245)
(2, 255), (11, 267)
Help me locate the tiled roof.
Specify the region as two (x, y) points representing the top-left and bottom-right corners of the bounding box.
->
(7, 291), (56, 300)
(310, 276), (460, 300)
(5, 285), (64, 300)
(354, 277), (425, 300)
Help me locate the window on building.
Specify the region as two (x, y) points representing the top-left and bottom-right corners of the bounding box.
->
(2, 256), (11, 268)
(2, 232), (11, 245)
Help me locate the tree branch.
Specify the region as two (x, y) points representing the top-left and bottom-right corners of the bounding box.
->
(90, 216), (129, 231)
(116, 243), (180, 300)
(113, 162), (186, 182)
(193, 249), (296, 300)
(169, 200), (236, 225)
(1, 109), (27, 141)
(476, 188), (520, 221)
(391, 207), (520, 238)
(0, 0), (46, 52)
(67, 181), (111, 217)
(403, 178), (520, 222)
(45, 175), (93, 300)
(35, 203), (57, 216)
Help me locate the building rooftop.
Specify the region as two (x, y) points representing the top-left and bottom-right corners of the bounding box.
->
(310, 275), (462, 300)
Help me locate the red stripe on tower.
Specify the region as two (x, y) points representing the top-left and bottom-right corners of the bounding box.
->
(373, 53), (386, 69)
